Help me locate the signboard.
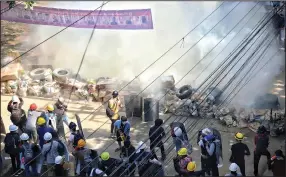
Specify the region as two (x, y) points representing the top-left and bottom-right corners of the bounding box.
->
(0, 2), (154, 30)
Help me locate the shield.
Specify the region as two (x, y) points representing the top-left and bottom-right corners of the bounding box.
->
(75, 114), (85, 140)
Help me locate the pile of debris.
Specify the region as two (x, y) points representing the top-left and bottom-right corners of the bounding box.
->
(159, 76), (285, 137)
(1, 63), (120, 102)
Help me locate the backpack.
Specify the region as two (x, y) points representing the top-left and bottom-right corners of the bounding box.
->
(106, 107), (114, 118)
(23, 144), (34, 163)
(4, 133), (17, 154)
(72, 131), (84, 148)
(256, 134), (269, 151)
(57, 140), (66, 156)
(10, 108), (23, 124)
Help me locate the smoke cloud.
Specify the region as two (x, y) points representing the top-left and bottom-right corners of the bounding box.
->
(22, 1), (284, 107)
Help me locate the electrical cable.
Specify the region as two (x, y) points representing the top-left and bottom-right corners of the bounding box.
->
(117, 6), (282, 175)
(0, 1), (24, 15)
(55, 2), (225, 139)
(10, 2), (108, 176)
(39, 1), (107, 176)
(78, 2), (241, 173)
(1, 1), (110, 68)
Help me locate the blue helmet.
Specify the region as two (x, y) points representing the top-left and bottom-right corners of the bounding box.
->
(204, 134), (215, 141)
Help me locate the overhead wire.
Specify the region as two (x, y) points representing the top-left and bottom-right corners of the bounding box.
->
(0, 1), (24, 15)
(54, 2), (225, 139)
(1, 1), (110, 68)
(10, 1), (108, 176)
(114, 4), (284, 176)
(78, 2), (242, 173)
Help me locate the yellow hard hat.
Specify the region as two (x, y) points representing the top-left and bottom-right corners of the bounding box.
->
(37, 117), (46, 125)
(77, 139), (86, 148)
(178, 148), (188, 156)
(235, 132), (244, 140)
(101, 152), (110, 161)
(187, 161), (196, 172)
(47, 104), (54, 111)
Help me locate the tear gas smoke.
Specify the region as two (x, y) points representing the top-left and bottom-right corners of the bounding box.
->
(22, 1), (284, 107)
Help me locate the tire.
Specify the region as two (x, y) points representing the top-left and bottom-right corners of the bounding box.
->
(30, 68), (47, 80)
(53, 68), (70, 83)
(176, 85), (192, 100)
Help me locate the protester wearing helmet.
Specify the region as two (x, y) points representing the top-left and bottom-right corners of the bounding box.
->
(134, 141), (164, 176)
(186, 161), (205, 176)
(68, 122), (84, 149)
(40, 104), (57, 131)
(100, 151), (124, 176)
(54, 97), (70, 138)
(106, 90), (123, 138)
(19, 133), (39, 176)
(8, 95), (27, 133)
(39, 132), (63, 176)
(26, 103), (42, 143)
(254, 125), (271, 176)
(114, 116), (131, 152)
(149, 118), (166, 160)
(73, 139), (97, 176)
(119, 140), (136, 176)
(54, 156), (67, 176)
(173, 147), (192, 176)
(225, 163), (242, 176)
(37, 117), (56, 148)
(170, 122), (191, 153)
(229, 132), (250, 176)
(4, 125), (21, 174)
(198, 134), (219, 176)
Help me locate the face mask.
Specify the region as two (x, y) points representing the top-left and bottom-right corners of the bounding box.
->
(122, 121), (127, 125)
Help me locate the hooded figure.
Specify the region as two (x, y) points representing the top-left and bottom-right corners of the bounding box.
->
(149, 119), (166, 160)
(253, 126), (271, 176)
(225, 163), (242, 176)
(269, 150), (285, 176)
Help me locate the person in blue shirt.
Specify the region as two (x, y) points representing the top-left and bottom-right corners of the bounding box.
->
(36, 117), (57, 148)
(114, 116), (130, 152)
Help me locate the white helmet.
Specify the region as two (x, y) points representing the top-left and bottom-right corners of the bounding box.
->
(20, 133), (29, 141)
(58, 97), (64, 103)
(136, 141), (147, 153)
(229, 163), (239, 172)
(9, 124), (18, 132)
(12, 95), (20, 103)
(174, 127), (182, 137)
(202, 128), (213, 136)
(44, 132), (52, 141)
(55, 156), (63, 164)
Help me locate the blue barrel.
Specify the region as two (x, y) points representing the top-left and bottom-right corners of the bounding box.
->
(143, 98), (159, 122)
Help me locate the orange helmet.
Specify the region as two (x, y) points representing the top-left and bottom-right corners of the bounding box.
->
(30, 103), (37, 111)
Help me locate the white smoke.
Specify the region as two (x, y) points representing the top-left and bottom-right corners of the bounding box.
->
(22, 1), (284, 107)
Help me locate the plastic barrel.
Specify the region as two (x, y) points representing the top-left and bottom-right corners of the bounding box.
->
(124, 95), (143, 118)
(143, 98), (159, 122)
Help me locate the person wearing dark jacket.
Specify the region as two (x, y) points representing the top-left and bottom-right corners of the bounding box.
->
(186, 161), (205, 176)
(269, 150), (285, 176)
(229, 132), (250, 176)
(197, 128), (212, 175)
(253, 126), (271, 176)
(54, 156), (66, 176)
(8, 96), (27, 133)
(120, 140), (136, 176)
(149, 119), (166, 160)
(4, 125), (21, 174)
(100, 152), (124, 176)
(198, 134), (219, 176)
(36, 117), (57, 148)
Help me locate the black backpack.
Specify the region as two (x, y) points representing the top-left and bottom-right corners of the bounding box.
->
(256, 134), (269, 151)
(10, 108), (23, 124)
(57, 140), (66, 156)
(105, 107), (114, 118)
(72, 131), (84, 148)
(4, 133), (17, 154)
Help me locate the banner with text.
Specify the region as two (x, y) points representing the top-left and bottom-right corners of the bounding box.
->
(0, 2), (153, 30)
